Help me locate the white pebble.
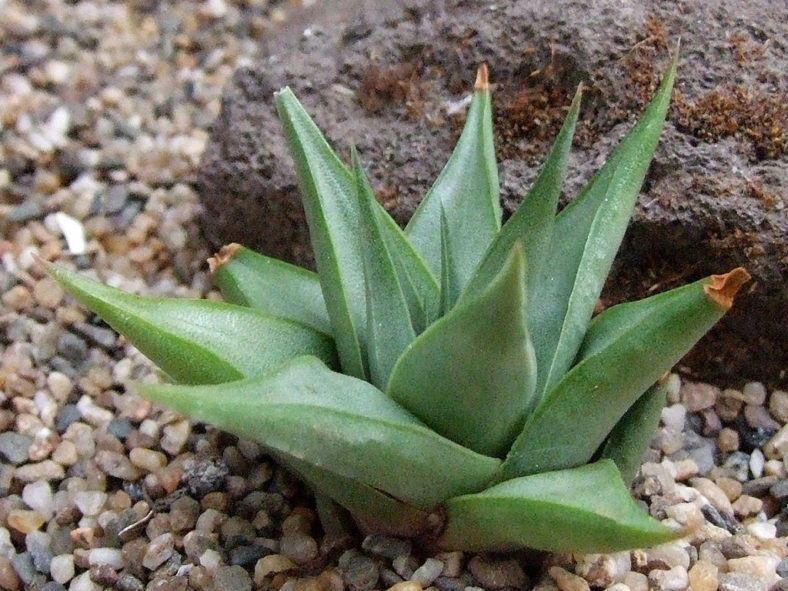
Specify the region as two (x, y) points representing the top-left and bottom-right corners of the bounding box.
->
(54, 212), (87, 255)
(742, 382), (767, 405)
(661, 404), (686, 431)
(143, 532), (175, 570)
(51, 554), (76, 583)
(73, 491), (107, 516)
(88, 547), (124, 570)
(745, 521), (777, 540)
(200, 548), (222, 571)
(75, 395), (113, 427)
(69, 571), (100, 591)
(22, 480), (54, 521)
(749, 449), (765, 478)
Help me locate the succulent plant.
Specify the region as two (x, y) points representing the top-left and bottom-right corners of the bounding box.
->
(48, 53), (751, 553)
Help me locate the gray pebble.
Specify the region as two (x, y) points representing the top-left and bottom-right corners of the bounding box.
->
(771, 478), (788, 502)
(722, 451), (751, 481)
(412, 558), (444, 587)
(41, 583), (66, 591)
(343, 555), (380, 591)
(11, 551), (36, 584)
(468, 555), (526, 590)
(55, 404), (81, 433)
(73, 322), (117, 349)
(741, 476), (780, 497)
(380, 569), (403, 587)
(56, 332), (87, 363)
(279, 532), (318, 565)
(220, 516), (256, 547)
(717, 572), (767, 591)
(25, 530), (53, 573)
(169, 495), (200, 532)
(183, 530), (218, 562)
(777, 558), (788, 578)
(103, 184), (130, 214)
(229, 544), (271, 567)
(115, 573), (145, 591)
(361, 533), (411, 559)
(0, 432), (33, 465)
(107, 417), (133, 440)
(214, 564), (252, 591)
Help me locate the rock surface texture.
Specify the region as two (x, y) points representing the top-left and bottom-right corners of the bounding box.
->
(199, 0), (787, 387)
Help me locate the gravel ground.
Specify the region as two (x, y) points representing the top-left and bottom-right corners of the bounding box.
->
(0, 1), (786, 590)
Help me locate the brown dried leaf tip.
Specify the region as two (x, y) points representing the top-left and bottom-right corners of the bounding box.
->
(475, 64), (489, 92)
(703, 267), (751, 309)
(207, 243), (241, 274)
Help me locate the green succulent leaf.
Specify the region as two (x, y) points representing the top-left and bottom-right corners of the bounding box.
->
(502, 268), (750, 478)
(439, 459), (682, 553)
(140, 356), (501, 509)
(462, 84), (583, 302)
(387, 244), (537, 457)
(600, 379), (669, 485)
(405, 65), (501, 296)
(352, 149), (416, 389)
(530, 52), (678, 398)
(275, 88), (369, 378)
(46, 263), (338, 385)
(210, 244), (332, 334)
(275, 89), (438, 373)
(274, 452), (430, 537)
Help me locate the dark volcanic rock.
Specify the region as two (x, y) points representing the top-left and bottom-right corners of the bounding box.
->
(199, 0), (787, 387)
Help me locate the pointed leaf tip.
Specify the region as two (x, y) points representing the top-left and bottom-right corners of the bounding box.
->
(475, 64), (489, 91)
(703, 267), (750, 309)
(207, 243), (242, 274)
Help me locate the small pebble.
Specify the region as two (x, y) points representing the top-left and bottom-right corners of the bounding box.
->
(279, 532), (318, 565)
(254, 554), (296, 580)
(741, 382), (767, 406)
(142, 532), (174, 570)
(688, 560), (718, 591)
(718, 428), (740, 453)
(22, 480), (54, 521)
(717, 572), (768, 591)
(361, 534), (412, 559)
(468, 556), (526, 590)
(768, 390), (788, 422)
(647, 566), (688, 591)
(50, 555), (75, 584)
(214, 565), (252, 591)
(412, 558), (444, 587)
(7, 509), (44, 533)
(73, 491), (107, 517)
(0, 432), (33, 465)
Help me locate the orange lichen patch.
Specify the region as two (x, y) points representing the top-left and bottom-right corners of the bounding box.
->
(475, 64), (489, 91)
(703, 267), (751, 309)
(673, 87), (787, 159)
(357, 62), (423, 116)
(207, 242), (241, 274)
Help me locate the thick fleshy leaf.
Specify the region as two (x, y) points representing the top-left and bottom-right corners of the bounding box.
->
(376, 209), (440, 332)
(275, 88), (368, 378)
(502, 268), (750, 478)
(274, 452), (431, 537)
(352, 149), (416, 389)
(46, 263), (338, 384)
(209, 243), (332, 334)
(140, 356), (501, 509)
(530, 52), (678, 398)
(275, 89), (438, 372)
(462, 84), (582, 302)
(405, 65), (500, 293)
(387, 244), (537, 457)
(439, 459), (682, 552)
(600, 379), (668, 485)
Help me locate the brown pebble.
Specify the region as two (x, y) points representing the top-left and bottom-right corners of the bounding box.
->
(95, 450), (142, 480)
(70, 527), (96, 549)
(0, 555), (21, 591)
(715, 477), (743, 501)
(731, 495), (763, 518)
(548, 566), (590, 591)
(717, 428), (739, 453)
(688, 560), (718, 591)
(7, 509), (44, 533)
(385, 583), (422, 591)
(2, 285), (32, 311)
(768, 390), (788, 422)
(716, 391), (743, 422)
(32, 277), (64, 308)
